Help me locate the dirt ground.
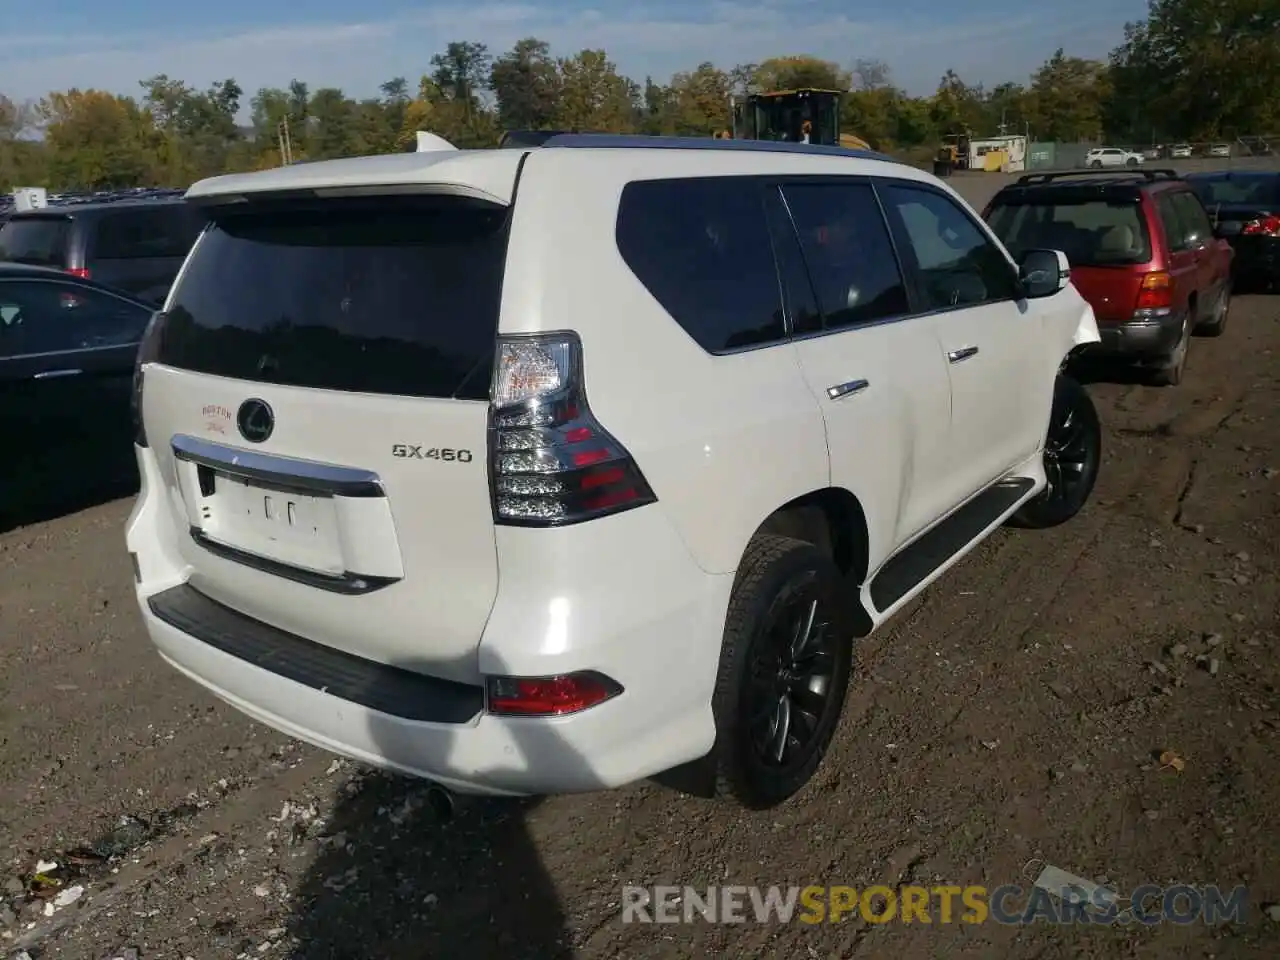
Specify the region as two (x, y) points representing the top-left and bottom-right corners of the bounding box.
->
(2, 174), (1280, 958)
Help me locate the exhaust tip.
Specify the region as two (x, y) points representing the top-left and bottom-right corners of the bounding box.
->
(425, 785), (455, 821)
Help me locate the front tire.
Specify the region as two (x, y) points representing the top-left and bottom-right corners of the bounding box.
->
(1009, 376), (1102, 529)
(711, 535), (852, 809)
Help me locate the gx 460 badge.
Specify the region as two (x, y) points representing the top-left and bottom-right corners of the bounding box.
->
(392, 445), (474, 463)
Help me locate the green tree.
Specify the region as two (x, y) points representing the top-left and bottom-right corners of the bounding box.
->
(754, 55), (850, 92)
(490, 38), (561, 131)
(39, 89), (156, 189)
(665, 63), (732, 136)
(309, 88), (356, 159)
(1109, 0), (1280, 140)
(0, 95), (47, 191)
(1025, 50), (1108, 141)
(431, 41), (492, 124)
(930, 70), (988, 134)
(555, 50), (638, 132)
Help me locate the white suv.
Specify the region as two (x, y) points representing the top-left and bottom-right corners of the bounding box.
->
(1086, 147), (1145, 168)
(125, 135), (1102, 809)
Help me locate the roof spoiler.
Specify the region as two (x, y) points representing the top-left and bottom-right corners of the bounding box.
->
(415, 132), (458, 153)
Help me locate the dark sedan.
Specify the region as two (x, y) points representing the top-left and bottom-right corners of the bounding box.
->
(0, 263), (154, 523)
(1185, 171), (1280, 290)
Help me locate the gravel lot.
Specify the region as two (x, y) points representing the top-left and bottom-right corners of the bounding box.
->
(2, 169), (1279, 960)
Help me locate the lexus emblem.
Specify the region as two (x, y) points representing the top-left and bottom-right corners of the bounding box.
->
(236, 398), (274, 443)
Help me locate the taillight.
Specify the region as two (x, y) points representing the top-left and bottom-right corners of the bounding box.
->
(1134, 271), (1172, 316)
(488, 332), (657, 526)
(1242, 215), (1280, 237)
(132, 311), (166, 448)
(66, 267), (90, 279)
(486, 671), (623, 716)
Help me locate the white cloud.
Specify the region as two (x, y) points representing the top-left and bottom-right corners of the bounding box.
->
(5, 3), (1134, 114)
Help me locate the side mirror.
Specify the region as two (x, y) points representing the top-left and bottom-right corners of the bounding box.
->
(1018, 249), (1070, 298)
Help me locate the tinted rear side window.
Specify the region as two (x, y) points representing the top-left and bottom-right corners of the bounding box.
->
(156, 197), (509, 400)
(616, 177), (785, 353)
(779, 181), (909, 329)
(986, 197), (1152, 266)
(93, 206), (204, 260)
(0, 217), (71, 267)
(1188, 175), (1279, 207)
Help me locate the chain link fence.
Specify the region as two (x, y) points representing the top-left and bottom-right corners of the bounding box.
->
(1028, 136), (1278, 171)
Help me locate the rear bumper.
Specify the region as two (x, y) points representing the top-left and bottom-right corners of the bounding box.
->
(126, 446), (734, 797)
(1092, 312), (1184, 359)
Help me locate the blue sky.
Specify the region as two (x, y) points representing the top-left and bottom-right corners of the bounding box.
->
(10, 0), (1150, 118)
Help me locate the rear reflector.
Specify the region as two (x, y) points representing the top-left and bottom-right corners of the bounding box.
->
(486, 671), (623, 716)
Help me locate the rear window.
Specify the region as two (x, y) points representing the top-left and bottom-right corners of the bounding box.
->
(0, 216), (71, 267)
(1188, 175), (1279, 207)
(92, 205), (204, 260)
(986, 197), (1152, 266)
(155, 196), (508, 401)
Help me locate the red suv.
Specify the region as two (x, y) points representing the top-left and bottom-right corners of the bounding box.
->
(983, 169), (1233, 385)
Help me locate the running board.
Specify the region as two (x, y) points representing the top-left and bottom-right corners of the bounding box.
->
(869, 477), (1036, 611)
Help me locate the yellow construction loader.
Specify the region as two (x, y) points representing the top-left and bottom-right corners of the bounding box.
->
(728, 88), (872, 150)
(933, 129), (972, 176)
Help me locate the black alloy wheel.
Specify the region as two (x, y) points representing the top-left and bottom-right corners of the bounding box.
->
(1009, 375), (1101, 529)
(712, 535), (852, 808)
(744, 579), (838, 769)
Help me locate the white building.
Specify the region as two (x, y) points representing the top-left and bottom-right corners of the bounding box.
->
(968, 135), (1028, 173)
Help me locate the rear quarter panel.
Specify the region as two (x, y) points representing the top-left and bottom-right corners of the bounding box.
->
(497, 148), (835, 576)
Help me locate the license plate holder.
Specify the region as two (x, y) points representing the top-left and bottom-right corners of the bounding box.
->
(195, 470), (344, 574)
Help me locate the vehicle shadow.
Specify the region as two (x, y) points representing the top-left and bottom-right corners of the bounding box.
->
(1067, 354), (1158, 387)
(287, 654), (588, 959)
(0, 459), (138, 534)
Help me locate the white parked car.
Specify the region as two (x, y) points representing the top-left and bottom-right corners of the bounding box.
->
(125, 135), (1103, 810)
(1208, 143), (1231, 158)
(1170, 144), (1193, 159)
(1086, 146), (1145, 168)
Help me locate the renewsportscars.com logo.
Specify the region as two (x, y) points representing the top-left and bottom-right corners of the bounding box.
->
(621, 883), (1250, 926)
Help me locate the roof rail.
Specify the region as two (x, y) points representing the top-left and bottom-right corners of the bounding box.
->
(1015, 168), (1181, 186)
(498, 129), (574, 148)
(536, 133), (898, 163)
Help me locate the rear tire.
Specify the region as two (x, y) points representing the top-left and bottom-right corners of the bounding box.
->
(1195, 283), (1231, 337)
(1150, 309), (1191, 386)
(711, 534), (852, 809)
(1009, 376), (1102, 529)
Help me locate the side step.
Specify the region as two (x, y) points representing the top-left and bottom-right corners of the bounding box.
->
(869, 477), (1035, 611)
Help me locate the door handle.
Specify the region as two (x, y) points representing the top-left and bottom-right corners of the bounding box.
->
(827, 379), (869, 400)
(947, 346), (979, 363)
(33, 368), (83, 379)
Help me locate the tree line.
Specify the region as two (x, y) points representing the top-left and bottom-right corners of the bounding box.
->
(0, 0), (1276, 192)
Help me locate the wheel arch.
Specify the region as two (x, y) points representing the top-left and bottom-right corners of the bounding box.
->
(750, 487), (873, 635)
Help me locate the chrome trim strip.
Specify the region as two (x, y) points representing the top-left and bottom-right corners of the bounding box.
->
(171, 434), (384, 499)
(188, 528), (399, 595)
(827, 379), (870, 400)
